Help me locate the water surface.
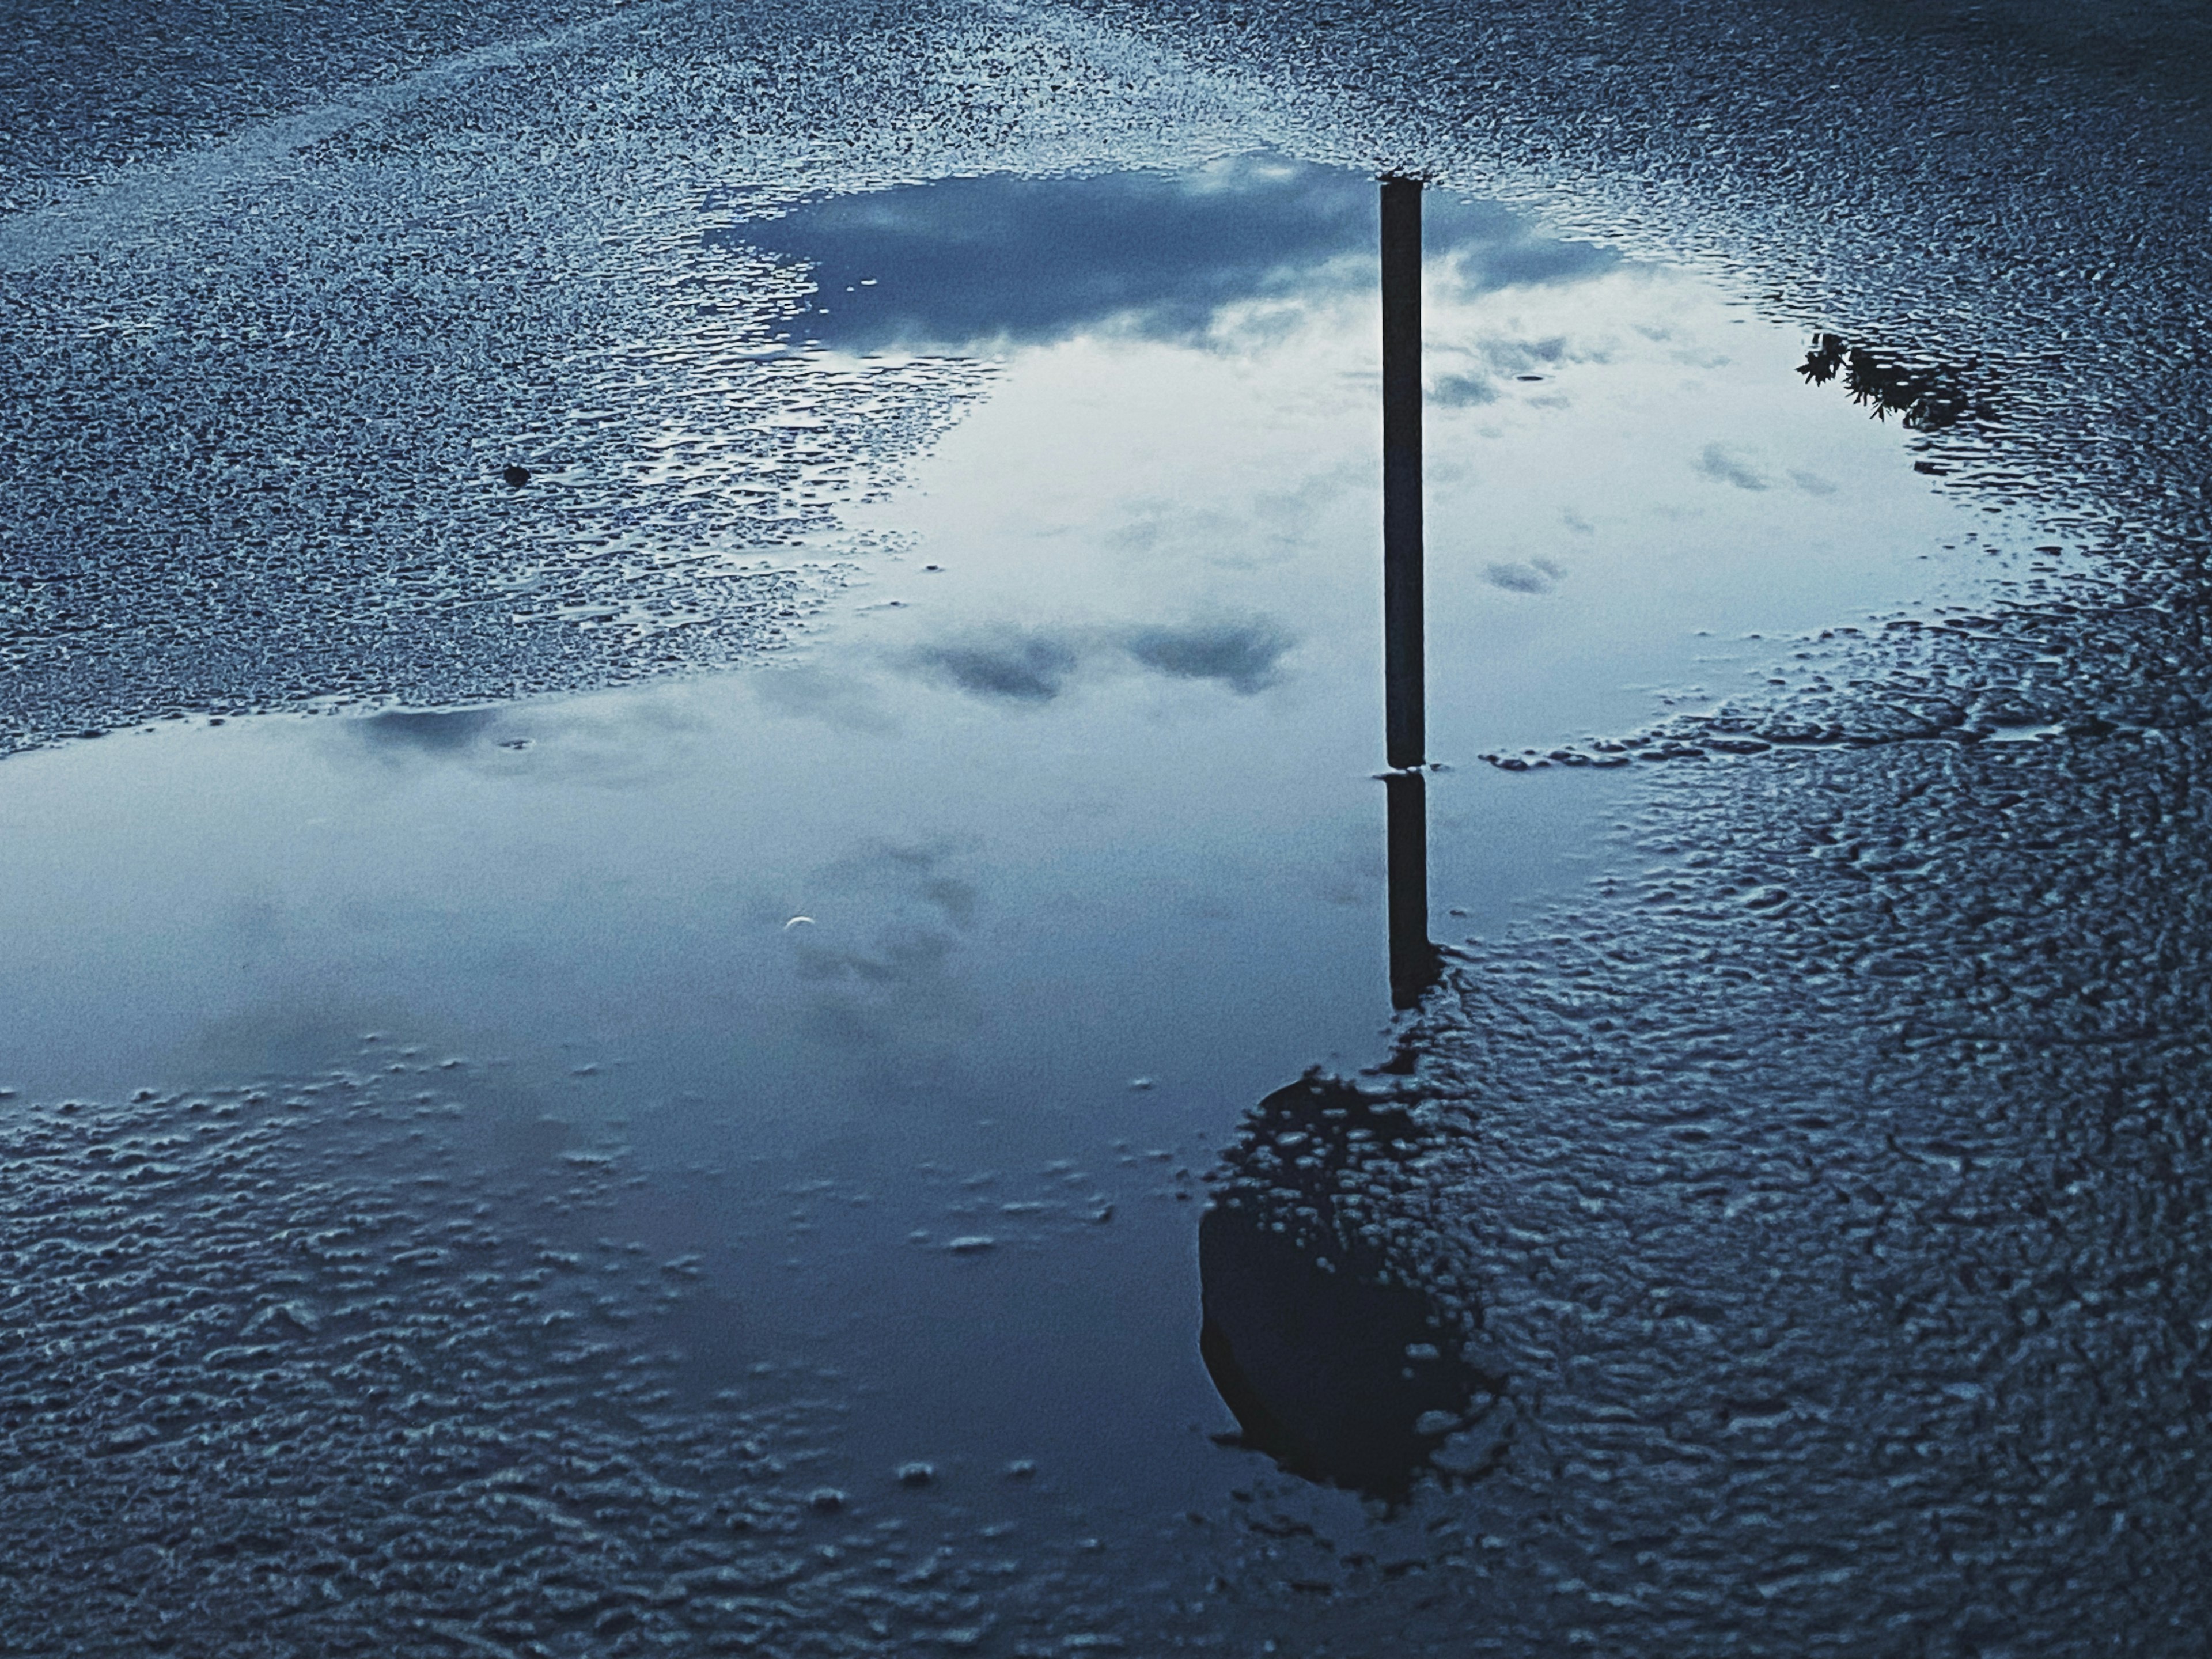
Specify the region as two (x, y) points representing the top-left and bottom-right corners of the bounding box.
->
(0, 150), (2028, 1651)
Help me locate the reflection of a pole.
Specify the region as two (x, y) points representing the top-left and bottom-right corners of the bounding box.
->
(1381, 176), (1439, 1010)
(1385, 770), (1434, 1009)
(1381, 177), (1423, 772)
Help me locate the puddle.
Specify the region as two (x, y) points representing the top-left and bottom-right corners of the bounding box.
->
(0, 153), (2027, 1642)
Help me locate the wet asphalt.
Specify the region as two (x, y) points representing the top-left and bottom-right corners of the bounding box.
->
(5, 0), (2211, 1653)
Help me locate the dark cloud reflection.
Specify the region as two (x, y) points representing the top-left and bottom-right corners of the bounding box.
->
(1122, 619), (1292, 693)
(785, 843), (982, 1050)
(357, 708), (498, 751)
(1482, 559), (1560, 595)
(1696, 443), (1771, 492)
(914, 633), (1080, 703)
(727, 157), (1614, 353)
(909, 618), (1296, 705)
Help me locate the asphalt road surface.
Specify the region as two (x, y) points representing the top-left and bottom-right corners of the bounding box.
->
(3, 0), (2210, 1653)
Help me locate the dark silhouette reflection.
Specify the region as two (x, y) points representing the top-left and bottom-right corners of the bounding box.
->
(1797, 332), (1994, 430)
(1196, 181), (1474, 1508)
(1199, 1074), (1497, 1506)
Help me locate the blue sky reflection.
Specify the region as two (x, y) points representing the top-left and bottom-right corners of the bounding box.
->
(731, 155), (1615, 351)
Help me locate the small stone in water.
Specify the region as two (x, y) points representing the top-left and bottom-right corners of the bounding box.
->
(895, 1461), (935, 1487)
(503, 464), (531, 487)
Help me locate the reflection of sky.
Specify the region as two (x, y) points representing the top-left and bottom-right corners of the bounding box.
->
(821, 219), (2000, 758)
(0, 158), (2021, 1520)
(733, 155), (1613, 351)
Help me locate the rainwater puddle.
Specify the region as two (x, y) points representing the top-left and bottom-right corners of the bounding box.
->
(0, 153), (2027, 1637)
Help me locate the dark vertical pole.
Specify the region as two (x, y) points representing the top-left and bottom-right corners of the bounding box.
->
(1381, 176), (1435, 1009)
(1381, 175), (1424, 773)
(1385, 770), (1437, 1010)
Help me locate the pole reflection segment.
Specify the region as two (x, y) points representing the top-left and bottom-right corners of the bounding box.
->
(1387, 770), (1439, 1009)
(1382, 176), (1438, 1009)
(1381, 176), (1424, 773)
(1192, 184), (1457, 1497)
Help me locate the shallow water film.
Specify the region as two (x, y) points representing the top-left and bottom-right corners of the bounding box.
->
(6, 0), (2212, 1653)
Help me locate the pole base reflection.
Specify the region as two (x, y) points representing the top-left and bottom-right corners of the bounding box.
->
(1198, 1074), (1498, 1508)
(1386, 768), (1443, 1010)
